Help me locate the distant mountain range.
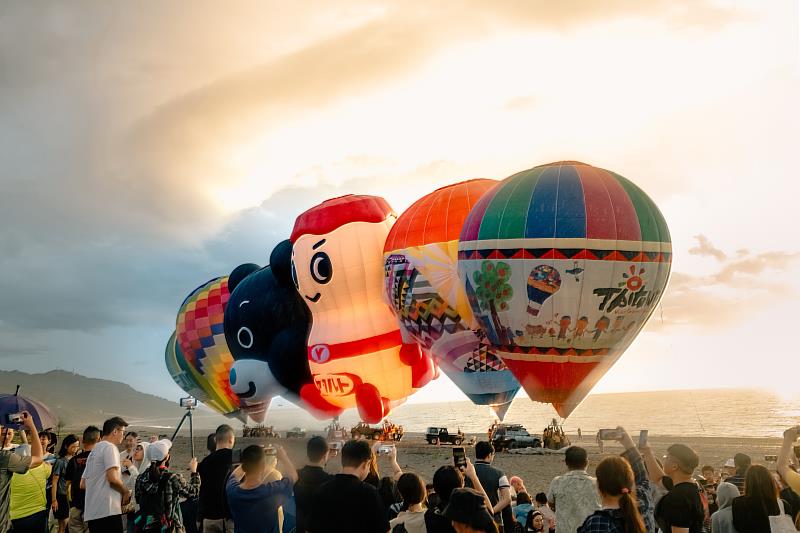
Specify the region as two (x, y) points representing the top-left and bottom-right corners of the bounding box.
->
(0, 370), (232, 430)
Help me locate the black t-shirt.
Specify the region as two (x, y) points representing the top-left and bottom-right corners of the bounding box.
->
(308, 473), (389, 533)
(294, 465), (333, 533)
(424, 508), (456, 533)
(64, 450), (91, 510)
(472, 461), (510, 525)
(197, 448), (233, 520)
(655, 481), (705, 533)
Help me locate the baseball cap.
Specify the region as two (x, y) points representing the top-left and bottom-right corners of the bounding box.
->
(147, 439), (172, 462)
(724, 458), (736, 468)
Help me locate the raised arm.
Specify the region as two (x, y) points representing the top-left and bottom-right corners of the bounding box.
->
(22, 412), (43, 468)
(275, 446), (298, 483)
(639, 443), (665, 484)
(616, 427), (653, 521)
(778, 426), (800, 494)
(174, 458), (201, 499)
(388, 445), (403, 481)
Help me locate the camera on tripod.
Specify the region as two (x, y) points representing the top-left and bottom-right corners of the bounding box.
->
(179, 397), (197, 409)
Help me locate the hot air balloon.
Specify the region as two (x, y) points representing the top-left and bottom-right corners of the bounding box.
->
(383, 179), (521, 419)
(290, 195), (435, 423)
(224, 240), (322, 422)
(458, 161), (671, 417)
(173, 277), (241, 417)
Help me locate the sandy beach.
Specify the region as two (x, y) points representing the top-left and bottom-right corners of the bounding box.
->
(122, 430), (786, 496)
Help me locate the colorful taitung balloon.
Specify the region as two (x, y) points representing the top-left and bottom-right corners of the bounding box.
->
(173, 277), (241, 417)
(290, 195), (435, 423)
(458, 162), (671, 418)
(384, 180), (521, 420)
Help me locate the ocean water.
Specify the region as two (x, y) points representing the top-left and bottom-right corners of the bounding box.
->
(258, 389), (800, 438)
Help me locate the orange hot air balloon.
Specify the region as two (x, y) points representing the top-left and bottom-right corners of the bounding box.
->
(458, 162), (671, 418)
(384, 180), (521, 419)
(290, 195), (435, 423)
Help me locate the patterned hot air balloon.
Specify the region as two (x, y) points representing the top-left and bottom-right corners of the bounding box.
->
(384, 180), (521, 419)
(458, 162), (671, 418)
(173, 277), (241, 417)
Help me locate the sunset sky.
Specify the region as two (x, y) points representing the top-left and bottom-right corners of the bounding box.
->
(1, 1), (798, 410)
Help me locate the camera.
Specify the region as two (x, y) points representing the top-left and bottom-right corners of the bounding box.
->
(598, 429), (623, 440)
(179, 397), (197, 409)
(5, 413), (24, 424)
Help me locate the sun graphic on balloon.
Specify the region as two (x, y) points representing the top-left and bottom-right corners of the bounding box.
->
(620, 265), (646, 292)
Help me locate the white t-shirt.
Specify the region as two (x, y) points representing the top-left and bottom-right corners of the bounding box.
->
(82, 440), (122, 521)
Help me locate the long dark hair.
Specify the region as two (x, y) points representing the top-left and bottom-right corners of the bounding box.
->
(744, 464), (779, 515)
(595, 456), (646, 533)
(58, 434), (79, 458)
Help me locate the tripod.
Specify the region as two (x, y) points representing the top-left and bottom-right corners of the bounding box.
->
(170, 405), (195, 457)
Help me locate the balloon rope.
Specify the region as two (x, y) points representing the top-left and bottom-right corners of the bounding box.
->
(688, 389), (706, 433)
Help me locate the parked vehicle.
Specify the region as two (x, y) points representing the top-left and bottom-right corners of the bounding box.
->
(286, 427), (307, 438)
(488, 422), (541, 451)
(351, 420), (404, 441)
(242, 425), (277, 438)
(425, 427), (466, 445)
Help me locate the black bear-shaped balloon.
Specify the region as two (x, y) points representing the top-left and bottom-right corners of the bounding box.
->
(223, 240), (312, 421)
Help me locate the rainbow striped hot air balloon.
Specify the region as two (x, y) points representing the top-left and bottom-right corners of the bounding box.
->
(173, 277), (241, 417)
(458, 162), (671, 418)
(384, 180), (521, 419)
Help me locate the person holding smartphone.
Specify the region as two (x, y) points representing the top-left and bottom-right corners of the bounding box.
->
(778, 426), (800, 497)
(0, 412), (43, 533)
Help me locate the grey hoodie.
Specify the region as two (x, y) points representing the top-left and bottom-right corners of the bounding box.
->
(710, 482), (740, 533)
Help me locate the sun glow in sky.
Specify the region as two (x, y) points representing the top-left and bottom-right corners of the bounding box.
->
(0, 0), (798, 409)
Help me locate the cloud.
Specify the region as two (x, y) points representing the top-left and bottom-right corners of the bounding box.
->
(653, 238), (799, 331)
(689, 234), (727, 261)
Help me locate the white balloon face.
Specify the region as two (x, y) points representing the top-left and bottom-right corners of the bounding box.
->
(291, 220), (398, 337)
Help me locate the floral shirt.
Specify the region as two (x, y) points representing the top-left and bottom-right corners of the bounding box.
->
(548, 469), (600, 533)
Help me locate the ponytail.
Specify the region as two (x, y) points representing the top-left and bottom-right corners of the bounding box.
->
(596, 456), (646, 533)
(618, 489), (646, 533)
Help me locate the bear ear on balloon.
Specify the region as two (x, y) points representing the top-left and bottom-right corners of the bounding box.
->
(269, 239), (295, 286)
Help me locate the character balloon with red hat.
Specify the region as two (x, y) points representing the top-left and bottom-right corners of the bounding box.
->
(290, 195), (435, 423)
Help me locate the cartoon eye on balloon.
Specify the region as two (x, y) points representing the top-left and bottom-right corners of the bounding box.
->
(310, 250), (333, 284)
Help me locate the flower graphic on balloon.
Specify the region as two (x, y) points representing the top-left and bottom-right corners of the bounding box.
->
(620, 265), (646, 292)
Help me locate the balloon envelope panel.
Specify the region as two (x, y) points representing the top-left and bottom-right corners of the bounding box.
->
(384, 180), (520, 417)
(175, 277), (240, 415)
(458, 162), (671, 417)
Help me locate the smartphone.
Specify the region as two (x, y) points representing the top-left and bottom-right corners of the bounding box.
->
(638, 430), (648, 448)
(598, 429), (623, 440)
(453, 446), (467, 469)
(765, 454), (778, 462)
(5, 413), (23, 424)
(794, 445), (800, 460)
(231, 448), (242, 464)
(378, 444), (394, 455)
